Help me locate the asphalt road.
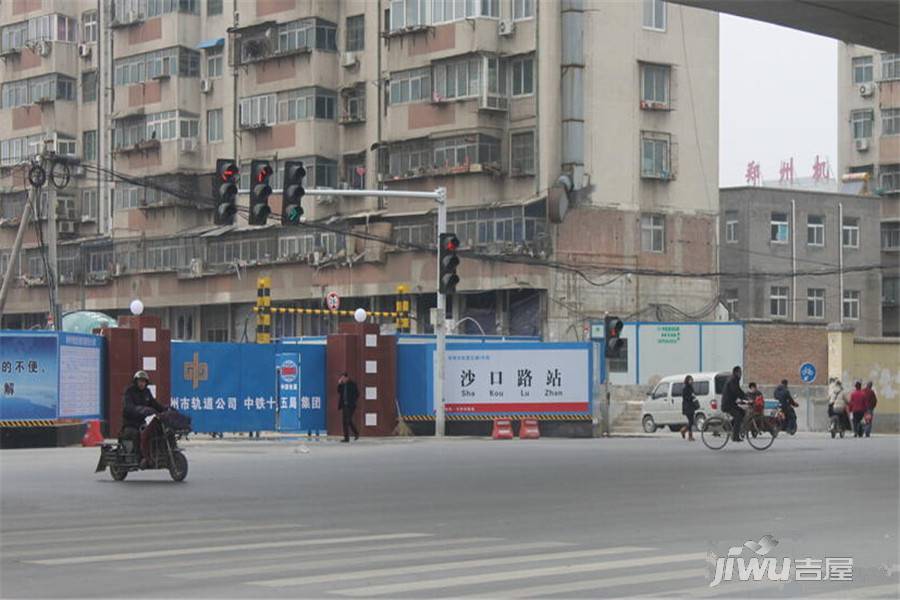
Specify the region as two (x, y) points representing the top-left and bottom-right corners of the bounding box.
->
(1, 433), (898, 599)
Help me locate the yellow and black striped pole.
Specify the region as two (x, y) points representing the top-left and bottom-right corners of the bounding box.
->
(256, 276), (272, 344)
(395, 284), (410, 332)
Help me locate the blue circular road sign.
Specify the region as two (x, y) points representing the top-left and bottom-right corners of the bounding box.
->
(800, 362), (816, 383)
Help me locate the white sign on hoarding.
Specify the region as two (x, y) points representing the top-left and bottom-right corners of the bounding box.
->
(444, 348), (590, 413)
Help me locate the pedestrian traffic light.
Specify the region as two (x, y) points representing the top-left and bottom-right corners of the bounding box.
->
(249, 160), (273, 226)
(281, 160), (306, 225)
(605, 315), (624, 358)
(213, 159), (238, 225)
(438, 233), (460, 295)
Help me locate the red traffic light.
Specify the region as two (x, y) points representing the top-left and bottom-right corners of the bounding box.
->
(256, 165), (273, 183)
(444, 237), (459, 252)
(221, 165), (238, 180)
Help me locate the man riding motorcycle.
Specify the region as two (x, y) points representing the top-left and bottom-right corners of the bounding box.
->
(122, 370), (166, 468)
(774, 379), (799, 435)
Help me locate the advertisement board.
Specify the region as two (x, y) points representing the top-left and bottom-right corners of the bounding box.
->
(57, 333), (103, 418)
(0, 333), (59, 420)
(443, 344), (592, 414)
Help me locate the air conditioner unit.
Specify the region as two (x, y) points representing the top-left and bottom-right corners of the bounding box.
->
(859, 83), (875, 97)
(498, 19), (515, 36)
(179, 138), (198, 153)
(200, 79), (213, 94)
(37, 41), (51, 57)
(78, 43), (92, 58)
(71, 165), (85, 177)
(855, 138), (870, 152)
(57, 220), (75, 235)
(341, 52), (358, 68)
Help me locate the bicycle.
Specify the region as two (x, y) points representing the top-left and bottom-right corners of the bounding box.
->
(701, 401), (778, 451)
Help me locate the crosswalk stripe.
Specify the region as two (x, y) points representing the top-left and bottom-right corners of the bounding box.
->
(806, 583), (900, 598)
(329, 552), (707, 597)
(0, 519), (229, 538)
(5, 528), (357, 560)
(172, 541), (571, 580)
(250, 546), (654, 588)
(124, 537), (500, 572)
(461, 567), (708, 599)
(27, 532), (431, 566)
(2, 522), (314, 548)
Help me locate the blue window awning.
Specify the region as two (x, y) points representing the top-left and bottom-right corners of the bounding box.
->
(196, 38), (224, 50)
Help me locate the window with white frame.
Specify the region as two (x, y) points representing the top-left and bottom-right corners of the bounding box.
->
(56, 136), (76, 156)
(641, 214), (665, 253)
(207, 109), (223, 143)
(640, 63), (670, 107)
(430, 0), (498, 25)
(345, 15), (364, 51)
(208, 0), (223, 15)
(725, 210), (738, 243)
(114, 47), (200, 86)
(81, 189), (98, 220)
(807, 214), (825, 246)
(113, 110), (197, 148)
(770, 212), (789, 243)
(1, 22), (27, 52)
(28, 14), (76, 42)
(842, 216), (860, 248)
(640, 132), (671, 179)
(0, 134), (43, 166)
(643, 0), (666, 30)
(510, 131), (535, 175)
(882, 53), (900, 81)
(843, 290), (860, 320)
(82, 71), (97, 102)
(434, 134), (500, 169)
(882, 164), (900, 192)
(513, 0), (534, 20)
(113, 0), (200, 18)
(390, 68), (432, 104)
(883, 108), (900, 136)
(851, 109), (874, 139)
(277, 87), (337, 121)
(433, 58), (481, 100)
(770, 286), (789, 318)
(83, 130), (97, 161)
(387, 140), (431, 177)
(83, 11), (98, 43)
(807, 288), (825, 319)
(2, 74), (76, 107)
(853, 55), (873, 84)
(510, 55), (534, 96)
(344, 154), (366, 189)
(390, 0), (429, 30)
(1, 80), (26, 108)
(206, 46), (223, 78)
(724, 289), (739, 319)
(343, 88), (366, 121)
(239, 94), (276, 128)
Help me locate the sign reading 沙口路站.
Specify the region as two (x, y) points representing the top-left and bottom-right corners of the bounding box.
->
(443, 347), (590, 414)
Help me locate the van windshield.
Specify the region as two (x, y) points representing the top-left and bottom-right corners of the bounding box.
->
(651, 382), (669, 399)
(715, 374), (729, 395)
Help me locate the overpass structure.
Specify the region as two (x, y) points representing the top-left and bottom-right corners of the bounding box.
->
(669, 0), (899, 52)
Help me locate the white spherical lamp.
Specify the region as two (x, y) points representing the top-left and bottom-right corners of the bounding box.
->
(353, 308), (367, 323)
(129, 299), (144, 316)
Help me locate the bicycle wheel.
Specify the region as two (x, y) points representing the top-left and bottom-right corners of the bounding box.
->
(746, 415), (776, 451)
(701, 417), (731, 450)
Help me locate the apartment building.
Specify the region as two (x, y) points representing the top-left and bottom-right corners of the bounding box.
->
(837, 45), (900, 336)
(720, 187), (883, 337)
(1, 0), (719, 341)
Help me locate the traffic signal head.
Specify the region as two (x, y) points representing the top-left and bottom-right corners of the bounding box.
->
(604, 315), (625, 358)
(213, 159), (238, 225)
(439, 233), (460, 295)
(282, 160), (306, 225)
(249, 160), (273, 226)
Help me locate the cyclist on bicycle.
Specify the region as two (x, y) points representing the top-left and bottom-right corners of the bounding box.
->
(721, 366), (748, 442)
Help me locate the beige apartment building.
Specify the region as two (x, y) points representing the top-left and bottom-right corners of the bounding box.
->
(837, 45), (900, 336)
(1, 0), (719, 341)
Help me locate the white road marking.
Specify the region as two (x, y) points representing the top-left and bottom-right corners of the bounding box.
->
(26, 532), (431, 565)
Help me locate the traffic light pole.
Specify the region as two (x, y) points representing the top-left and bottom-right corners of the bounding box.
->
(285, 186), (449, 437)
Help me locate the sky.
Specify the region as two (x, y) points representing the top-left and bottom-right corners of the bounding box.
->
(719, 14), (838, 187)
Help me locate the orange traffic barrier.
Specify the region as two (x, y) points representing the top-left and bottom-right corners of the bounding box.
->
(519, 418), (540, 439)
(81, 420), (104, 447)
(492, 418), (514, 440)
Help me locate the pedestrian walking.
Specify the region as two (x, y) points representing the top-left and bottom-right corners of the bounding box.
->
(679, 375), (698, 441)
(337, 372), (360, 442)
(849, 381), (868, 438)
(863, 381), (878, 437)
(774, 379), (799, 435)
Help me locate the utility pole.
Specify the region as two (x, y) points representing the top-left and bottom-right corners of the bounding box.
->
(46, 177), (61, 330)
(0, 188), (36, 319)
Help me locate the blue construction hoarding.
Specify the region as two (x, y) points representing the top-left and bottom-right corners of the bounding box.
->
(0, 331), (104, 421)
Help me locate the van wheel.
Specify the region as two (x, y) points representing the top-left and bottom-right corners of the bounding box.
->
(642, 415), (657, 433)
(694, 413), (706, 432)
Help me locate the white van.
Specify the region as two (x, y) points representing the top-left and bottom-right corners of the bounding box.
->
(641, 371), (731, 433)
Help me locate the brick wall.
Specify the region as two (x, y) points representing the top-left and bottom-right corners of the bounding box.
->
(744, 321), (828, 386)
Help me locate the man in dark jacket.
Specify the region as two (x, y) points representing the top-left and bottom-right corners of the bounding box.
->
(123, 370), (166, 467)
(721, 366), (747, 442)
(337, 372), (360, 442)
(774, 379), (798, 435)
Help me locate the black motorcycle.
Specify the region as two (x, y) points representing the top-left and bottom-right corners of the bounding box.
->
(95, 410), (191, 482)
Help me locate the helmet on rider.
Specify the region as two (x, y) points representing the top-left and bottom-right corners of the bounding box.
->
(133, 370), (151, 382)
